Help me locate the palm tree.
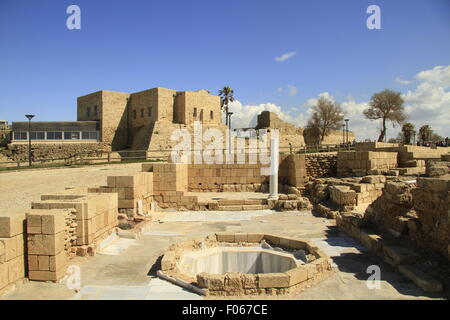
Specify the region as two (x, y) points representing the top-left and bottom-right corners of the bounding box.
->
(401, 122), (415, 145)
(419, 125), (432, 144)
(218, 86), (234, 126)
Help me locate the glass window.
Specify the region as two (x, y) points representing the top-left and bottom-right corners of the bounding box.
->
(81, 132), (98, 140)
(47, 132), (62, 140)
(13, 132), (27, 140)
(30, 131), (45, 140)
(64, 132), (80, 140)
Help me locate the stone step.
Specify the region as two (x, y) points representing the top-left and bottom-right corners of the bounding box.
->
(217, 204), (270, 211)
(398, 167), (425, 175)
(383, 245), (421, 266)
(398, 264), (443, 292)
(217, 199), (267, 206)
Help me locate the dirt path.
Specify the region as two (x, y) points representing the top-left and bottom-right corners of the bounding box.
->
(0, 163), (143, 216)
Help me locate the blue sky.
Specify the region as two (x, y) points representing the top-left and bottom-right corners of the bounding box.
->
(1, 0), (449, 140)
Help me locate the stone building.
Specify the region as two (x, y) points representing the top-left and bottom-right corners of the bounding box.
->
(10, 87), (224, 152)
(6, 89), (355, 162)
(0, 120), (11, 147)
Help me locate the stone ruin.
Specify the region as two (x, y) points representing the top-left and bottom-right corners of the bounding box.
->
(158, 233), (333, 296)
(1, 141), (449, 297)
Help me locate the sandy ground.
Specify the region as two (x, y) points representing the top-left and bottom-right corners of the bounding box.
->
(0, 162), (143, 216)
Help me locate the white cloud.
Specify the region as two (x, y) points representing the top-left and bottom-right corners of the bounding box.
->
(415, 65), (450, 87)
(274, 51), (296, 62)
(229, 65), (450, 141)
(395, 77), (411, 85)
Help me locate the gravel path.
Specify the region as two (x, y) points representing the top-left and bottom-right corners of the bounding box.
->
(0, 163), (143, 216)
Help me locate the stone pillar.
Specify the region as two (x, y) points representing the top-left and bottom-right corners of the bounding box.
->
(268, 136), (279, 200)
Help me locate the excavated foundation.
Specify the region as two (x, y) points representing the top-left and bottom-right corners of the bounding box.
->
(158, 233), (334, 296)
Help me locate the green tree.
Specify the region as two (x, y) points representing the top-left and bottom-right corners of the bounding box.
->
(307, 96), (344, 142)
(363, 89), (407, 142)
(218, 86), (234, 126)
(418, 125), (432, 143)
(401, 122), (415, 145)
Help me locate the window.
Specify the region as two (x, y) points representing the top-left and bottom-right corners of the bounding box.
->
(133, 110), (137, 120)
(64, 132), (80, 140)
(86, 107), (91, 117)
(141, 108), (144, 118)
(30, 131), (45, 140)
(193, 108), (197, 117)
(47, 132), (62, 140)
(81, 132), (98, 140)
(148, 106), (152, 117)
(13, 132), (27, 140)
(210, 110), (214, 119)
(94, 105), (98, 116)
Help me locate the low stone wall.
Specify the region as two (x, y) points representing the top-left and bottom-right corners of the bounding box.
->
(306, 176), (385, 213)
(26, 209), (74, 281)
(0, 214), (26, 295)
(337, 151), (398, 176)
(305, 154), (337, 178)
(3, 142), (111, 163)
(89, 172), (154, 216)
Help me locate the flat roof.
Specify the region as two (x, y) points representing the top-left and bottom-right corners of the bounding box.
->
(11, 121), (99, 131)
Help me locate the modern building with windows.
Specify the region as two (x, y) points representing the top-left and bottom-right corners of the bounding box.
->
(11, 121), (99, 143)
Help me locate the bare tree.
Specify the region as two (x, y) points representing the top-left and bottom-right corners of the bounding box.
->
(364, 89), (406, 142)
(307, 96), (344, 142)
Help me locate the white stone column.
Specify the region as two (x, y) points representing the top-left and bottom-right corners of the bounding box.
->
(268, 136), (279, 200)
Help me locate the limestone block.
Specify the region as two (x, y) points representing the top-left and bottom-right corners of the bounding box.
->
(0, 262), (8, 289)
(28, 255), (38, 271)
(7, 255), (24, 283)
(27, 232), (65, 256)
(49, 252), (68, 272)
(258, 273), (290, 288)
(0, 237), (17, 261)
(28, 268), (67, 282)
(286, 267), (308, 286)
(0, 215), (25, 238)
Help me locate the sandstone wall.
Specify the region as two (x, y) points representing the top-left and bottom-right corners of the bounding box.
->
(337, 151), (398, 176)
(0, 214), (26, 296)
(367, 176), (449, 260)
(89, 172), (154, 215)
(305, 154), (337, 178)
(3, 142), (111, 163)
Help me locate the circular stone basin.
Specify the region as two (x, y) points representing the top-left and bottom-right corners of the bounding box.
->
(159, 233), (332, 296)
(178, 246), (299, 276)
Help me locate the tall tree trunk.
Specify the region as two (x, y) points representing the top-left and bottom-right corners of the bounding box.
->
(378, 117), (386, 142)
(225, 105), (228, 126)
